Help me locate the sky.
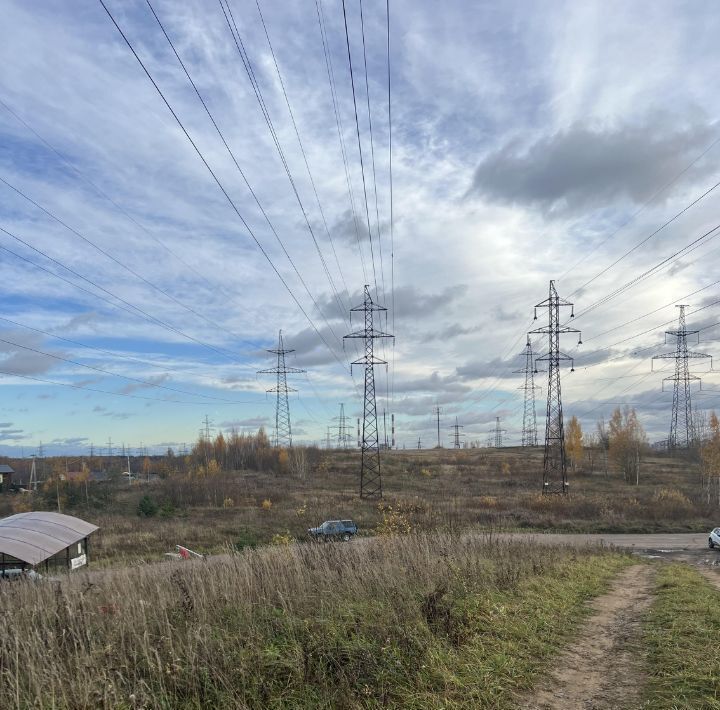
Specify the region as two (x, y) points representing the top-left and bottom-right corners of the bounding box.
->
(1, 0), (720, 455)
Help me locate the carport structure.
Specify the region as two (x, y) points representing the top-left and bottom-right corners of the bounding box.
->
(0, 511), (98, 575)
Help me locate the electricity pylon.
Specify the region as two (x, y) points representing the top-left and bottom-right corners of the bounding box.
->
(258, 330), (306, 447)
(433, 404), (442, 448)
(515, 336), (540, 446)
(344, 285), (393, 498)
(530, 280), (581, 495)
(491, 416), (506, 448)
(449, 417), (465, 448)
(334, 403), (351, 449)
(652, 305), (712, 449)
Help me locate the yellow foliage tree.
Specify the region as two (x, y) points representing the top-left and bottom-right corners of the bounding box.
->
(608, 406), (646, 484)
(565, 416), (583, 472)
(701, 411), (720, 506)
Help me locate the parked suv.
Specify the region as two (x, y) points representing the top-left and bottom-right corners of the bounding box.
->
(709, 527), (720, 549)
(308, 520), (358, 542)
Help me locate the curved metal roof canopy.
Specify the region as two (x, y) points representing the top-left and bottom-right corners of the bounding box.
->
(0, 512), (98, 566)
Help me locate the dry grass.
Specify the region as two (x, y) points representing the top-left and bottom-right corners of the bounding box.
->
(0, 532), (630, 708)
(0, 447), (715, 567)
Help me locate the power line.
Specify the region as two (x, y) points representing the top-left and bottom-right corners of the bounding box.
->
(340, 0), (380, 298)
(0, 98), (244, 310)
(253, 0), (351, 304)
(0, 175), (258, 350)
(0, 225), (247, 365)
(567, 180), (720, 300)
(98, 0), (349, 375)
(386, 0), (396, 427)
(358, 0), (387, 303)
(214, 0), (349, 330)
(315, 0), (369, 284)
(572, 221), (720, 322)
(0, 311), (253, 387)
(0, 369), (252, 405)
(0, 334), (246, 403)
(560, 134), (720, 283)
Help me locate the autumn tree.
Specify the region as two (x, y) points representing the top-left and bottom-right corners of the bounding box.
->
(565, 416), (583, 472)
(608, 406), (647, 484)
(700, 411), (720, 505)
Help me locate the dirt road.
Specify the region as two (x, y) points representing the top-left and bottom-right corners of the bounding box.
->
(494, 532), (720, 565)
(519, 565), (655, 710)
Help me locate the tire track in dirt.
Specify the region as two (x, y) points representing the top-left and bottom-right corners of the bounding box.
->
(518, 564), (656, 710)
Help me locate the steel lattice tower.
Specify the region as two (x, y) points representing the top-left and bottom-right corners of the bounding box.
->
(531, 280), (581, 495)
(258, 330), (306, 447)
(344, 285), (393, 498)
(493, 417), (506, 448)
(335, 403), (351, 449)
(449, 417), (465, 448)
(515, 336), (540, 446)
(652, 305), (711, 449)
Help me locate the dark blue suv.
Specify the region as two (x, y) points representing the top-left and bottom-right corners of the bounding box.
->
(308, 520), (358, 542)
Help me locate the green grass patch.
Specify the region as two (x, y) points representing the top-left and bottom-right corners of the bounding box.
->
(643, 564), (720, 709)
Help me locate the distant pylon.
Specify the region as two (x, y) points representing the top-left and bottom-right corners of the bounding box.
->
(258, 330), (306, 447)
(433, 404), (443, 448)
(530, 280), (581, 495)
(515, 336), (540, 446)
(344, 285), (393, 499)
(652, 305), (712, 449)
(335, 403), (351, 449)
(491, 416), (507, 448)
(449, 417), (465, 448)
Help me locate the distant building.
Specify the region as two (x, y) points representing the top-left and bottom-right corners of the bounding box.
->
(0, 511), (98, 576)
(0, 464), (14, 491)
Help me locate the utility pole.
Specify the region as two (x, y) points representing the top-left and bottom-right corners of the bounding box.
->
(391, 413), (395, 449)
(326, 427), (332, 450)
(652, 305), (712, 449)
(515, 336), (540, 446)
(433, 404), (442, 448)
(29, 456), (37, 492)
(449, 417), (465, 449)
(417, 436), (422, 449)
(106, 437), (113, 458)
(344, 285), (393, 499)
(200, 417), (213, 467)
(530, 280), (581, 495)
(258, 330), (306, 447)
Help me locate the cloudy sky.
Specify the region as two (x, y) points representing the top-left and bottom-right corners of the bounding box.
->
(1, 0), (720, 454)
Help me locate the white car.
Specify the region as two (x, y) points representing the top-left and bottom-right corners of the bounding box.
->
(709, 528), (720, 549)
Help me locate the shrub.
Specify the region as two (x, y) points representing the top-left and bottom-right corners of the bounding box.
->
(261, 498), (272, 511)
(375, 504), (412, 536)
(270, 532), (294, 546)
(137, 495), (158, 517)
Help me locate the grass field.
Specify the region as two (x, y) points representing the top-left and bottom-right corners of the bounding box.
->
(643, 564), (720, 709)
(0, 446), (711, 566)
(0, 532), (631, 709)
